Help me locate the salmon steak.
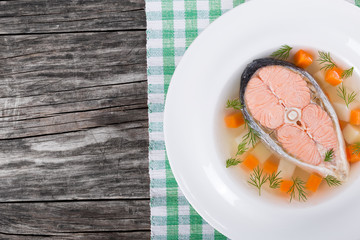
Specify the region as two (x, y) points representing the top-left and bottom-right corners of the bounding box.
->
(240, 58), (349, 181)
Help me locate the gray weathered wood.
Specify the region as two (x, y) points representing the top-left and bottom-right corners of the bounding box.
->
(0, 31), (149, 201)
(0, 0), (146, 34)
(0, 31), (147, 94)
(0, 123), (149, 200)
(0, 0), (151, 238)
(0, 200), (149, 235)
(0, 231), (149, 240)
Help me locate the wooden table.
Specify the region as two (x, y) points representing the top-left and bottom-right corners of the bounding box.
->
(0, 0), (149, 239)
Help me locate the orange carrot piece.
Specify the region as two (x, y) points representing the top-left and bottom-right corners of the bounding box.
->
(347, 145), (360, 163)
(242, 154), (259, 171)
(346, 146), (351, 161)
(305, 173), (322, 192)
(350, 109), (360, 125)
(224, 112), (245, 128)
(280, 180), (293, 193)
(294, 50), (313, 68)
(325, 67), (343, 86)
(324, 91), (331, 101)
(339, 120), (348, 130)
(263, 159), (278, 174)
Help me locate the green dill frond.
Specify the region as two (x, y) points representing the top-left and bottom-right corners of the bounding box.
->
(268, 171), (282, 189)
(226, 98), (243, 110)
(341, 67), (354, 79)
(324, 149), (334, 162)
(236, 141), (248, 156)
(337, 83), (357, 108)
(288, 177), (307, 202)
(243, 120), (259, 147)
(324, 175), (341, 187)
(270, 45), (292, 60)
(226, 158), (242, 168)
(317, 51), (336, 71)
(248, 166), (268, 196)
(352, 142), (360, 155)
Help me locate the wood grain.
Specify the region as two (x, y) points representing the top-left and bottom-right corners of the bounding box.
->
(0, 200), (149, 235)
(0, 0), (146, 34)
(0, 123), (149, 200)
(0, 231), (149, 240)
(0, 31), (146, 95)
(0, 31), (149, 201)
(1, 0), (150, 238)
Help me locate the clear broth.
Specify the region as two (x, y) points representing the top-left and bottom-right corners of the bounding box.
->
(217, 46), (360, 205)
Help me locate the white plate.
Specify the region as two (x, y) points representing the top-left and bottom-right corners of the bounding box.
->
(163, 0), (360, 239)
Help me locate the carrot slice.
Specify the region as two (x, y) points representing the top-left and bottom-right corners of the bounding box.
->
(339, 120), (348, 130)
(305, 173), (322, 192)
(325, 67), (343, 86)
(294, 50), (313, 68)
(324, 91), (331, 101)
(263, 159), (278, 174)
(280, 179), (293, 193)
(347, 145), (360, 163)
(242, 154), (259, 171)
(350, 109), (360, 125)
(224, 112), (245, 128)
(346, 146), (351, 161)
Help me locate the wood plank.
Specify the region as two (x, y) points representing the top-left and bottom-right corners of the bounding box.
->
(0, 31), (150, 200)
(0, 31), (146, 91)
(0, 232), (149, 240)
(0, 1), (151, 238)
(0, 83), (148, 139)
(0, 200), (150, 235)
(0, 31), (146, 137)
(0, 0), (146, 34)
(0, 123), (149, 200)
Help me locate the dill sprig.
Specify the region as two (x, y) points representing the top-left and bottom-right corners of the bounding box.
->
(243, 129), (258, 148)
(270, 45), (292, 60)
(226, 98), (243, 110)
(324, 175), (341, 187)
(341, 67), (354, 79)
(352, 142), (360, 155)
(236, 141), (248, 156)
(243, 120), (259, 147)
(288, 177), (307, 202)
(337, 83), (357, 108)
(324, 149), (334, 162)
(318, 51), (354, 78)
(226, 158), (242, 168)
(268, 171), (282, 189)
(248, 166), (268, 196)
(317, 51), (336, 71)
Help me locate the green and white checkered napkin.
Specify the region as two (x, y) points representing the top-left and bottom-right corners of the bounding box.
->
(146, 0), (360, 239)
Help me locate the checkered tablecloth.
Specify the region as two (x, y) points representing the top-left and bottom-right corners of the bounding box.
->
(146, 0), (360, 239)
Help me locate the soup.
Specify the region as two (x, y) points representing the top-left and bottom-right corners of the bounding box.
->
(223, 46), (360, 203)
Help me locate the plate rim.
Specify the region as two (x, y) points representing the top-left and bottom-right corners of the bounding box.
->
(163, 0), (360, 239)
